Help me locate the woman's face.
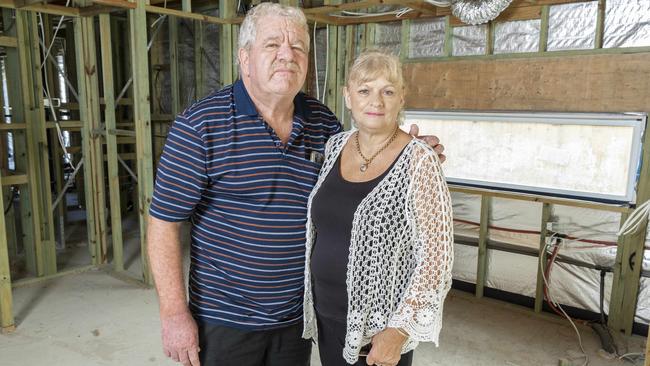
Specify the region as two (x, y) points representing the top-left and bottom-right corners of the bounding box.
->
(344, 76), (404, 133)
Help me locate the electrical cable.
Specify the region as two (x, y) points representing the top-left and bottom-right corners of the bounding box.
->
(331, 8), (413, 18)
(543, 241), (564, 317)
(540, 239), (589, 366)
(37, 12), (76, 171)
(115, 16), (167, 107)
(39, 0), (70, 70)
(618, 352), (645, 363)
(454, 218), (627, 248)
(3, 186), (15, 215)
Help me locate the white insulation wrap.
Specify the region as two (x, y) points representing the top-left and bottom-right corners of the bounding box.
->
(547, 2), (598, 51)
(452, 24), (487, 56)
(409, 17), (446, 58)
(493, 20), (541, 54)
(604, 0), (650, 48)
(451, 192), (650, 324)
(374, 21), (402, 55)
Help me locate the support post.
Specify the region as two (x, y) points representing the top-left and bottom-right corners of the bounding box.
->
(0, 17), (17, 259)
(539, 5), (549, 53)
(400, 19), (410, 61)
(194, 20), (205, 99)
(594, 0), (605, 49)
(645, 331), (650, 366)
(99, 13), (124, 272)
(324, 0), (343, 114)
(42, 14), (66, 250)
(219, 0), (235, 87)
(486, 21), (494, 56)
(74, 1), (108, 265)
(609, 115), (650, 334)
(475, 195), (490, 298)
(341, 24), (354, 130)
(169, 16), (182, 116)
(130, 0), (155, 285)
(535, 202), (552, 312)
(2, 9), (35, 275)
(0, 169), (14, 333)
(16, 10), (57, 276)
(443, 16), (452, 57)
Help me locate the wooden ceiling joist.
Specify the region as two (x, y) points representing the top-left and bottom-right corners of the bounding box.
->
(0, 0), (80, 16)
(0, 0), (598, 25)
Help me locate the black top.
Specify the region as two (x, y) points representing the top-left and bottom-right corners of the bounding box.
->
(310, 150), (402, 322)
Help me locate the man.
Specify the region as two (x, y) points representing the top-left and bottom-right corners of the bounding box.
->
(148, 3), (444, 366)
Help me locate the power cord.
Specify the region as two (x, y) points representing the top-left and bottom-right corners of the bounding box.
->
(541, 236), (589, 366)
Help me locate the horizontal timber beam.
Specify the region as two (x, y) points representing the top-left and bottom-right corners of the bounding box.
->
(0, 0), (80, 16)
(1, 174), (28, 186)
(449, 185), (632, 214)
(0, 36), (17, 47)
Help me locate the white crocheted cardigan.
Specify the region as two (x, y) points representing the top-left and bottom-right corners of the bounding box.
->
(302, 130), (454, 364)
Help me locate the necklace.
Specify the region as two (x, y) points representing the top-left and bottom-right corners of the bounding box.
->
(355, 127), (399, 172)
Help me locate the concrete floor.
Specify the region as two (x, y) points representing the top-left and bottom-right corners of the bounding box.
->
(1, 268), (646, 366)
(3, 215), (647, 365)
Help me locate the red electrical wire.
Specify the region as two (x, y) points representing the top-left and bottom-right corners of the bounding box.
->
(453, 218), (637, 248)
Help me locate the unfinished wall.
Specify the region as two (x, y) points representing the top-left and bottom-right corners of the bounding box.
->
(403, 52), (650, 112)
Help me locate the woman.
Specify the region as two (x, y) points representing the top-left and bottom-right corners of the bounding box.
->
(302, 49), (454, 366)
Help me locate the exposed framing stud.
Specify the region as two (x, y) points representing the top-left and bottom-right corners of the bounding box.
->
(99, 13), (124, 272)
(535, 202), (552, 312)
(486, 21), (494, 55)
(0, 155), (15, 333)
(400, 19), (410, 62)
(609, 116), (650, 334)
(2, 9), (35, 275)
(324, 0), (343, 114)
(16, 10), (56, 276)
(169, 15), (182, 116)
(341, 24), (354, 129)
(443, 16), (452, 57)
(539, 5), (549, 52)
(42, 13), (67, 252)
(219, 0), (235, 87)
(594, 0), (605, 49)
(194, 20), (205, 99)
(129, 0), (155, 285)
(74, 0), (108, 265)
(475, 195), (491, 298)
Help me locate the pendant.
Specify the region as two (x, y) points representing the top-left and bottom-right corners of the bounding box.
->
(360, 163), (368, 172)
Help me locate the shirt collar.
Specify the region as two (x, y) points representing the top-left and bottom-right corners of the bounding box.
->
(233, 79), (311, 121)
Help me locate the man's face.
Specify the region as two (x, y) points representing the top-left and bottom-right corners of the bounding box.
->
(239, 15), (309, 99)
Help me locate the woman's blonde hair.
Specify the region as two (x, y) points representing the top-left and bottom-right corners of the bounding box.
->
(346, 49), (404, 90)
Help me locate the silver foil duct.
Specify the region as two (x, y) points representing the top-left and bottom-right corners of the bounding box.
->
(451, 0), (514, 25)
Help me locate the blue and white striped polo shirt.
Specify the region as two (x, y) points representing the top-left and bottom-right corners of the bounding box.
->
(150, 80), (341, 330)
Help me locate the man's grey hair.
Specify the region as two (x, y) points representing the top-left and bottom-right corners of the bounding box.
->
(238, 2), (310, 52)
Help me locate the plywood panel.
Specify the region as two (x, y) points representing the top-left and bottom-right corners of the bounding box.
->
(404, 53), (650, 112)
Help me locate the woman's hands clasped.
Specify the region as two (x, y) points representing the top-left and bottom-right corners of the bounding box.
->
(365, 328), (409, 366)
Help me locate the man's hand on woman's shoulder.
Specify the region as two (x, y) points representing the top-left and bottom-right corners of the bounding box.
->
(408, 124), (446, 163)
